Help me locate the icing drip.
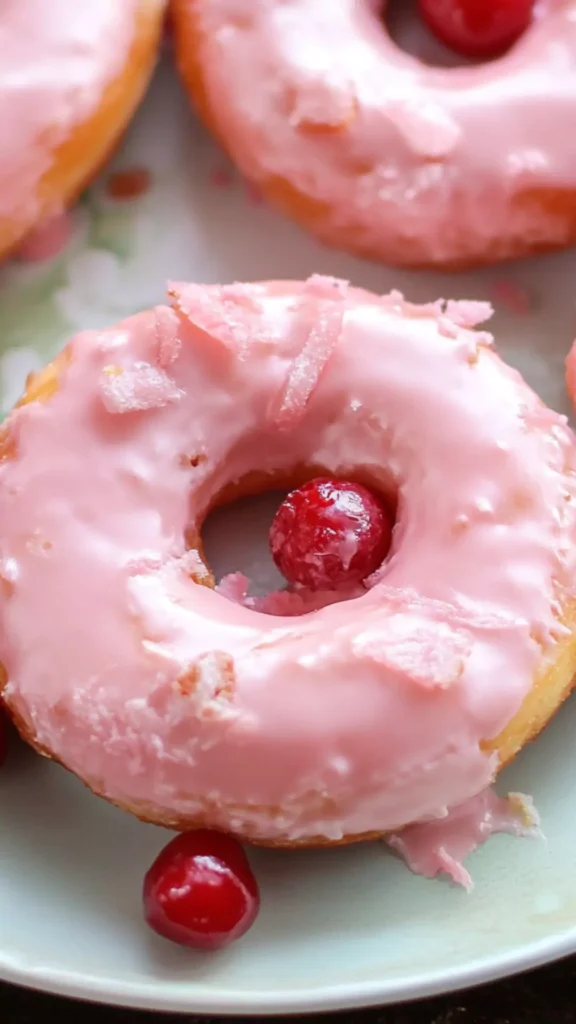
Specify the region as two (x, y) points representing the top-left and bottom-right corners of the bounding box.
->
(388, 789), (541, 890)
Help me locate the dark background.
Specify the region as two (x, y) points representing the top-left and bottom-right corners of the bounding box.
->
(1, 957), (574, 1023)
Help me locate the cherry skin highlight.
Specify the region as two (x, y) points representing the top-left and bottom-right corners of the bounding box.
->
(143, 830), (260, 951)
(419, 0), (535, 59)
(270, 478), (393, 591)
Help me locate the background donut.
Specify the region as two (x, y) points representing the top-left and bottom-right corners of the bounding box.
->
(172, 0), (576, 268)
(0, 0), (167, 262)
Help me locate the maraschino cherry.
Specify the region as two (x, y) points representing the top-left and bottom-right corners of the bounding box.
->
(270, 478), (393, 591)
(419, 0), (535, 59)
(143, 830), (260, 950)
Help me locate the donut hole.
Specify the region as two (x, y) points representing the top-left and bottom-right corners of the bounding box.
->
(202, 490), (288, 597)
(198, 469), (397, 615)
(381, 0), (485, 68)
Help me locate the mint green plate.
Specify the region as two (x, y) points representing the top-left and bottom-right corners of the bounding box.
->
(0, 60), (575, 1014)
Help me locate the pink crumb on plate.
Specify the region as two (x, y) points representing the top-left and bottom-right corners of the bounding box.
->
(490, 278), (532, 315)
(209, 166), (234, 190)
(106, 168), (151, 201)
(15, 212), (72, 263)
(244, 180), (263, 205)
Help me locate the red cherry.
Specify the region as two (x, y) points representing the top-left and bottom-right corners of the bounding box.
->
(143, 830), (260, 951)
(270, 478), (393, 591)
(419, 0), (535, 59)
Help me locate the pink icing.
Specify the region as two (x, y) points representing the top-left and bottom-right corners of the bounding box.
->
(388, 789), (541, 890)
(0, 0), (141, 236)
(178, 0), (576, 265)
(2, 277), (576, 847)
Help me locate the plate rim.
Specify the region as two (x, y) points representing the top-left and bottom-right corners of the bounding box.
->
(1, 927), (575, 1014)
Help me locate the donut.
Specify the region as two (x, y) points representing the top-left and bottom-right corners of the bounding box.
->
(1, 277), (576, 847)
(0, 0), (167, 262)
(172, 0), (576, 269)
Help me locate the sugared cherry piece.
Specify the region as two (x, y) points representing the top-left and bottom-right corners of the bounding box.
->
(419, 0), (535, 59)
(270, 478), (392, 591)
(143, 830), (260, 951)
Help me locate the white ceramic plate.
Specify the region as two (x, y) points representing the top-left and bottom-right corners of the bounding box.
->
(1, 58), (576, 1015)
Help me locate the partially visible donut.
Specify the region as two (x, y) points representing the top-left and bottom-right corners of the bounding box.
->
(0, 0), (166, 262)
(1, 277), (576, 846)
(172, 0), (576, 268)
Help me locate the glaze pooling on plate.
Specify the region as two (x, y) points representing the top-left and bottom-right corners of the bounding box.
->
(175, 0), (576, 265)
(388, 788), (540, 890)
(1, 277), (576, 850)
(0, 0), (138, 227)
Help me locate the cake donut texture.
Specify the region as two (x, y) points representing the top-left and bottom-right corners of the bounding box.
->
(1, 277), (576, 846)
(173, 0), (576, 268)
(0, 0), (166, 261)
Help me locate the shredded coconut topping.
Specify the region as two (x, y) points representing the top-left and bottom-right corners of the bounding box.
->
(100, 363), (184, 414)
(271, 304), (346, 430)
(354, 616), (471, 690)
(155, 306), (182, 368)
(168, 281), (263, 354)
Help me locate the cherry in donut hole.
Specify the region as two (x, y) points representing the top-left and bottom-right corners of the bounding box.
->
(144, 831), (260, 950)
(419, 0), (536, 58)
(270, 478), (393, 591)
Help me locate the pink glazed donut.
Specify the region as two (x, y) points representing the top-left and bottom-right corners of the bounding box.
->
(173, 0), (576, 269)
(2, 277), (576, 846)
(0, 0), (166, 262)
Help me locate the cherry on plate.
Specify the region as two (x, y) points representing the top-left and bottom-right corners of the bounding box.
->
(419, 0), (535, 59)
(270, 477), (393, 591)
(143, 830), (260, 951)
